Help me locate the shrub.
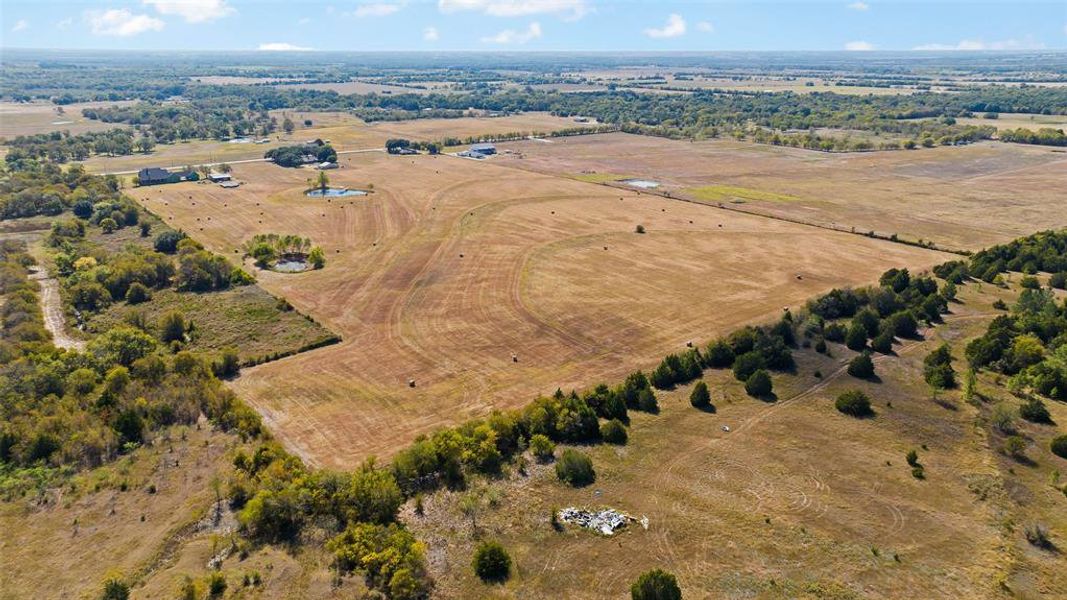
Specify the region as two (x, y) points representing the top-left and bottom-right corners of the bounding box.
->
(845, 323), (867, 351)
(689, 381), (711, 409)
(991, 404), (1017, 435)
(635, 224), (646, 234)
(1050, 272), (1067, 290)
(207, 572), (227, 597)
(992, 299), (1008, 311)
(631, 569), (681, 600)
(923, 344), (956, 389)
(473, 541), (511, 582)
(870, 331), (894, 354)
(213, 348), (241, 379)
(601, 419), (628, 444)
(1051, 434), (1067, 459)
(1004, 435), (1027, 460)
(905, 449), (919, 467)
(704, 339), (734, 368)
(732, 351), (764, 382)
(530, 434), (555, 461)
(1024, 523), (1052, 549)
(814, 338), (827, 353)
(555, 449), (595, 487)
(100, 575), (129, 600)
(124, 282), (150, 304)
(744, 369), (772, 398)
(153, 230), (186, 253)
(824, 323), (847, 343)
(1019, 398), (1051, 424)
(159, 311), (186, 343)
(1019, 275), (1040, 290)
(847, 352), (875, 379)
(100, 217), (118, 234)
(836, 389), (873, 417)
(637, 388), (659, 413)
(886, 311), (919, 338)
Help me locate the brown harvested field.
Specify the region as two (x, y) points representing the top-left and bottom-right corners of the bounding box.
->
(408, 281), (1067, 599)
(0, 100), (137, 137)
(957, 112), (1067, 131)
(128, 151), (950, 468)
(79, 112), (598, 174)
(495, 133), (1067, 251)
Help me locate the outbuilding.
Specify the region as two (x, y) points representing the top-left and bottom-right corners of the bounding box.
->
(137, 167), (198, 186)
(209, 172), (233, 183)
(469, 143), (496, 155)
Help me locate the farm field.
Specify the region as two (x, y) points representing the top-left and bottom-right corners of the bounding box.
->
(495, 133), (1067, 251)
(957, 112), (1067, 131)
(0, 100), (137, 137)
(79, 112), (598, 174)
(282, 80), (444, 95)
(407, 280), (1067, 599)
(129, 152), (951, 468)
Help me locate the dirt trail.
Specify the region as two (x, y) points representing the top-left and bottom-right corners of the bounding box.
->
(29, 266), (85, 351)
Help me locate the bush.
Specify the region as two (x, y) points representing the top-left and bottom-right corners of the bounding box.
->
(923, 343), (956, 389)
(207, 572), (227, 597)
(1050, 272), (1067, 290)
(689, 381), (711, 409)
(159, 311), (186, 344)
(824, 323), (847, 343)
(847, 352), (875, 379)
(530, 434), (555, 461)
(473, 541), (511, 582)
(1024, 523), (1052, 549)
(1051, 434), (1067, 459)
(732, 351), (764, 382)
(154, 230), (186, 253)
(744, 369), (772, 398)
(992, 299), (1008, 311)
(635, 224), (646, 234)
(704, 339), (734, 368)
(631, 569), (681, 600)
(1019, 398), (1051, 424)
(870, 331), (894, 354)
(1004, 435), (1027, 460)
(845, 323), (867, 351)
(601, 419), (628, 444)
(555, 449), (595, 487)
(836, 389), (873, 417)
(124, 282), (150, 304)
(906, 449), (919, 467)
(100, 576), (130, 600)
(814, 338), (827, 353)
(1019, 275), (1040, 290)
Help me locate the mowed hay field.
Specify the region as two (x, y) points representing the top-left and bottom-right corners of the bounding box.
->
(130, 152), (950, 468)
(408, 282), (1067, 599)
(0, 100), (137, 137)
(78, 112), (598, 174)
(497, 133), (1067, 251)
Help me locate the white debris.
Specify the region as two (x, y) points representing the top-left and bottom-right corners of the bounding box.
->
(558, 507), (636, 536)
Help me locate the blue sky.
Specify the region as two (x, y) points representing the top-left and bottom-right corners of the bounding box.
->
(1, 1), (1065, 52)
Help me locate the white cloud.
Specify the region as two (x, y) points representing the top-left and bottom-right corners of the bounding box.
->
(352, 2), (404, 17)
(440, 0), (588, 21)
(696, 21), (713, 33)
(481, 21), (542, 44)
(913, 37), (1045, 51)
(12, 19), (29, 32)
(257, 42), (314, 51)
(847, 2), (869, 11)
(423, 26), (440, 41)
(644, 13), (686, 39)
(845, 40), (874, 51)
(56, 17), (73, 29)
(143, 0), (235, 23)
(297, 17), (311, 25)
(86, 9), (165, 36)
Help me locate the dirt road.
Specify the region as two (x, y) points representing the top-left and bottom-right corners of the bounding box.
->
(29, 266), (85, 351)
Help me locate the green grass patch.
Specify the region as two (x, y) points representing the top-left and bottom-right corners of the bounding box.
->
(683, 184), (799, 203)
(85, 286), (334, 363)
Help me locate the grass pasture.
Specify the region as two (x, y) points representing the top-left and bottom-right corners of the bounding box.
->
(0, 100), (137, 138)
(128, 152), (950, 468)
(79, 112), (599, 174)
(407, 280), (1067, 599)
(496, 132), (1067, 251)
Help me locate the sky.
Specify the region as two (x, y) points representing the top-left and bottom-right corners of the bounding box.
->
(1, 0), (1065, 52)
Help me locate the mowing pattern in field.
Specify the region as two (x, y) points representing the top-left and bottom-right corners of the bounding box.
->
(497, 132), (1067, 251)
(130, 153), (951, 467)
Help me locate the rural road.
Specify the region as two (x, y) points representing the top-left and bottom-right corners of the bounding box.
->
(29, 266), (85, 351)
(100, 147), (385, 176)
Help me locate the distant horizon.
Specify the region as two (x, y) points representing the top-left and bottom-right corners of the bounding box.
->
(2, 1), (1064, 53)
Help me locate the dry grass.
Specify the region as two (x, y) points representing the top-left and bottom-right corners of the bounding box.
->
(0, 100), (138, 138)
(79, 112), (599, 174)
(406, 281), (1067, 599)
(495, 132), (1067, 251)
(127, 151), (949, 468)
(957, 113), (1067, 132)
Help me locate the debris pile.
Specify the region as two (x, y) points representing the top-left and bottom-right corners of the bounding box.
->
(558, 507), (636, 535)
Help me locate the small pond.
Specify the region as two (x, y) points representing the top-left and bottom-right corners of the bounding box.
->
(620, 178), (660, 189)
(306, 187), (368, 198)
(272, 259), (309, 273)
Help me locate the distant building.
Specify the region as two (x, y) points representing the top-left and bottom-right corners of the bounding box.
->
(137, 167), (198, 186)
(316, 161), (338, 170)
(470, 143), (496, 155)
(209, 172), (232, 182)
(457, 150), (487, 159)
(219, 180), (241, 188)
